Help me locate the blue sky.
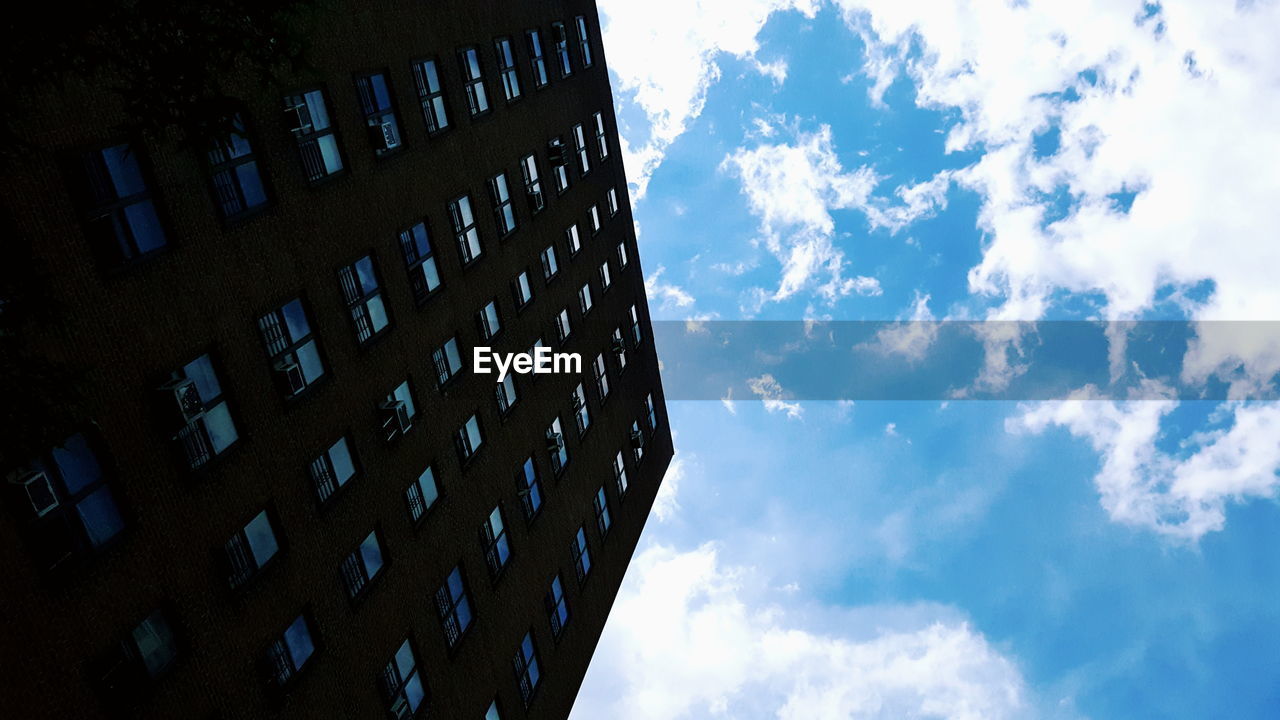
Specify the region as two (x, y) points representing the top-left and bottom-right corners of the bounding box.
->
(571, 2), (1280, 719)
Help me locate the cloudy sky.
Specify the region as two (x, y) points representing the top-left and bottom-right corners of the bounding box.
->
(571, 1), (1280, 718)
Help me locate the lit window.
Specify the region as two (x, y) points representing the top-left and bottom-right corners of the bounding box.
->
(477, 299), (502, 340)
(496, 373), (518, 415)
(593, 486), (612, 537)
(565, 223), (582, 256)
(552, 22), (573, 78)
(459, 47), (490, 116)
(571, 525), (591, 582)
(546, 416), (568, 474)
(433, 336), (464, 386)
(340, 530), (385, 599)
(617, 241), (629, 269)
(612, 327), (628, 369)
(578, 282), (593, 315)
(338, 255), (390, 345)
(546, 575), (570, 639)
(283, 89), (345, 182)
(540, 244), (560, 281)
(455, 413), (484, 463)
(224, 508), (279, 589)
(448, 194), (483, 264)
(11, 431), (124, 571)
(257, 297), (325, 397)
(520, 154), (545, 214)
(489, 172), (517, 236)
(607, 187), (619, 216)
(593, 111), (609, 160)
(575, 16), (594, 68)
(599, 261), (612, 291)
(311, 436), (356, 504)
(572, 383), (591, 436)
(411, 59), (450, 134)
(72, 141), (167, 265)
(380, 639), (427, 719)
(495, 37), (522, 101)
(646, 392), (659, 431)
(613, 450), (629, 496)
(163, 353), (238, 469)
(554, 307), (572, 343)
(573, 123), (590, 176)
(526, 30), (550, 88)
(206, 114), (267, 220)
(267, 615), (316, 687)
(435, 565), (474, 648)
(516, 456), (542, 520)
(398, 221), (442, 305)
(513, 270), (534, 308)
(380, 380), (417, 441)
(355, 71), (402, 157)
(513, 632), (541, 706)
(406, 466), (439, 524)
(481, 505), (511, 577)
(588, 204), (601, 234)
(592, 353), (609, 400)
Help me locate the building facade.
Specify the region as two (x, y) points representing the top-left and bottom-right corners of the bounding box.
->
(0, 1), (672, 718)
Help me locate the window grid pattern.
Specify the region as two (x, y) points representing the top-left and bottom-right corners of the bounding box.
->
(411, 59), (450, 134)
(460, 47), (490, 116)
(435, 566), (474, 649)
(76, 142), (167, 265)
(449, 195), (482, 265)
(399, 221), (442, 305)
(284, 90), (344, 182)
(495, 38), (522, 101)
(338, 255), (389, 344)
(207, 114), (267, 220)
(355, 71), (401, 156)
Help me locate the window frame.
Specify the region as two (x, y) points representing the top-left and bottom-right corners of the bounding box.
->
(546, 574), (571, 640)
(338, 254), (391, 346)
(340, 528), (387, 601)
(520, 153), (545, 214)
(571, 525), (591, 584)
(593, 111), (609, 160)
(354, 69), (405, 158)
(448, 194), (483, 266)
(398, 219), (443, 306)
(266, 613), (317, 689)
(513, 631), (542, 707)
(481, 505), (512, 578)
(406, 464), (440, 525)
(494, 36), (523, 102)
(69, 138), (169, 268)
(205, 112), (271, 223)
(164, 351), (240, 471)
(435, 565), (475, 650)
(455, 413), (485, 464)
(575, 16), (594, 68)
(224, 506), (282, 590)
(547, 416), (569, 475)
(379, 638), (428, 719)
(489, 172), (518, 237)
(411, 57), (451, 135)
(257, 296), (327, 399)
(283, 87), (347, 184)
(516, 456), (543, 521)
(432, 335), (465, 388)
(310, 434), (358, 506)
(593, 485), (612, 538)
(552, 22), (573, 78)
(573, 123), (590, 176)
(459, 46), (491, 118)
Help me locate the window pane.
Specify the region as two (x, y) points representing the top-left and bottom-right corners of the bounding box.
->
(394, 639), (416, 678)
(245, 510), (279, 566)
(53, 433), (103, 495)
(366, 294), (389, 334)
(124, 200), (166, 254)
(284, 616), (315, 670)
(282, 299), (310, 340)
(183, 354), (222, 402)
(132, 611), (177, 677)
(101, 144), (147, 198)
(204, 402), (238, 453)
(404, 672), (426, 711)
(330, 438), (356, 484)
(418, 468), (439, 507)
(296, 340), (324, 383)
(318, 134), (343, 173)
(235, 162), (268, 210)
(76, 485), (125, 547)
(360, 533), (383, 577)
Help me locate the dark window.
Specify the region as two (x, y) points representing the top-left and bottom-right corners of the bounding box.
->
(257, 297), (325, 397)
(72, 141), (167, 265)
(571, 526), (591, 583)
(435, 565), (474, 649)
(481, 505), (511, 577)
(97, 609), (178, 702)
(552, 22), (572, 78)
(432, 336), (464, 387)
(10, 432), (124, 571)
(459, 47), (490, 116)
(448, 195), (483, 264)
(593, 486), (612, 537)
(411, 59), (450, 134)
(495, 37), (522, 101)
(520, 154), (545, 214)
(338, 255), (390, 345)
(526, 30), (550, 88)
(267, 615), (316, 687)
(489, 172), (517, 236)
(340, 530), (385, 599)
(572, 383), (590, 436)
(575, 16), (594, 68)
(355, 71), (402, 157)
(206, 114), (268, 220)
(399, 221), (442, 305)
(161, 353), (238, 469)
(406, 465), (439, 524)
(546, 575), (570, 638)
(546, 417), (568, 474)
(224, 508), (280, 589)
(310, 436), (356, 504)
(455, 414), (484, 463)
(283, 89), (345, 182)
(594, 111), (609, 159)
(573, 123), (590, 176)
(380, 639), (427, 719)
(513, 632), (541, 707)
(516, 457), (543, 520)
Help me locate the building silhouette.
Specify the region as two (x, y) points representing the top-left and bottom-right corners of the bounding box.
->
(0, 1), (671, 718)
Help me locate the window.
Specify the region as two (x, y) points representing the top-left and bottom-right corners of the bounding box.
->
(267, 615), (316, 687)
(459, 47), (490, 116)
(486, 700), (504, 720)
(411, 59), (450, 134)
(72, 141), (167, 265)
(617, 241), (629, 269)
(257, 297), (325, 397)
(526, 30), (550, 88)
(11, 432), (124, 571)
(575, 16), (594, 68)
(340, 530), (385, 599)
(571, 525), (591, 582)
(572, 123), (590, 176)
(224, 508), (279, 589)
(554, 307), (572, 343)
(98, 609), (178, 698)
(311, 436), (356, 504)
(540, 244), (560, 281)
(520, 154), (545, 214)
(546, 575), (570, 639)
(592, 353), (610, 400)
(435, 565), (474, 648)
(593, 486), (612, 537)
(612, 327), (628, 369)
(578, 282), (593, 315)
(629, 304), (643, 345)
(513, 632), (541, 707)
(455, 414), (484, 463)
(283, 89), (344, 182)
(599, 261), (612, 292)
(338, 255), (390, 345)
(406, 466), (439, 524)
(433, 336), (464, 387)
(448, 195), (483, 265)
(646, 393), (659, 432)
(588, 204), (601, 234)
(546, 417), (568, 474)
(164, 353), (239, 469)
(477, 299), (502, 340)
(571, 383), (591, 437)
(355, 71), (402, 156)
(380, 639), (427, 720)
(481, 505), (511, 577)
(552, 22), (572, 78)
(614, 450), (629, 496)
(381, 380), (417, 440)
(495, 37), (522, 101)
(565, 223), (581, 256)
(593, 111), (609, 160)
(206, 114), (267, 220)
(399, 221), (442, 304)
(631, 420), (645, 463)
(607, 187), (619, 216)
(489, 172), (517, 236)
(516, 457), (543, 520)
(513, 271), (534, 309)
(550, 139), (571, 193)
(496, 373), (518, 415)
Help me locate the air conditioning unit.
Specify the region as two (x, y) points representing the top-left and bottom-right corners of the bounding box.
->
(571, 393), (584, 410)
(372, 120), (399, 151)
(160, 377), (205, 427)
(273, 359), (307, 395)
(629, 430), (645, 449)
(380, 400), (411, 439)
(546, 140), (570, 166)
(545, 432), (564, 452)
(611, 337), (626, 355)
(11, 470), (59, 518)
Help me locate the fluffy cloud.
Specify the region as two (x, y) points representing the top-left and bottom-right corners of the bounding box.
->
(646, 265), (698, 310)
(747, 373), (805, 418)
(571, 543), (1032, 720)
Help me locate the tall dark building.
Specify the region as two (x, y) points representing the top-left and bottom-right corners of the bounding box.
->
(0, 1), (672, 718)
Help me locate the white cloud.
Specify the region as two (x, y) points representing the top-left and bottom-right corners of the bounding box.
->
(652, 440), (688, 522)
(645, 265), (698, 311)
(862, 291), (939, 362)
(571, 543), (1033, 720)
(721, 386), (739, 415)
(885, 422), (899, 436)
(747, 373), (805, 418)
(754, 57), (791, 84)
